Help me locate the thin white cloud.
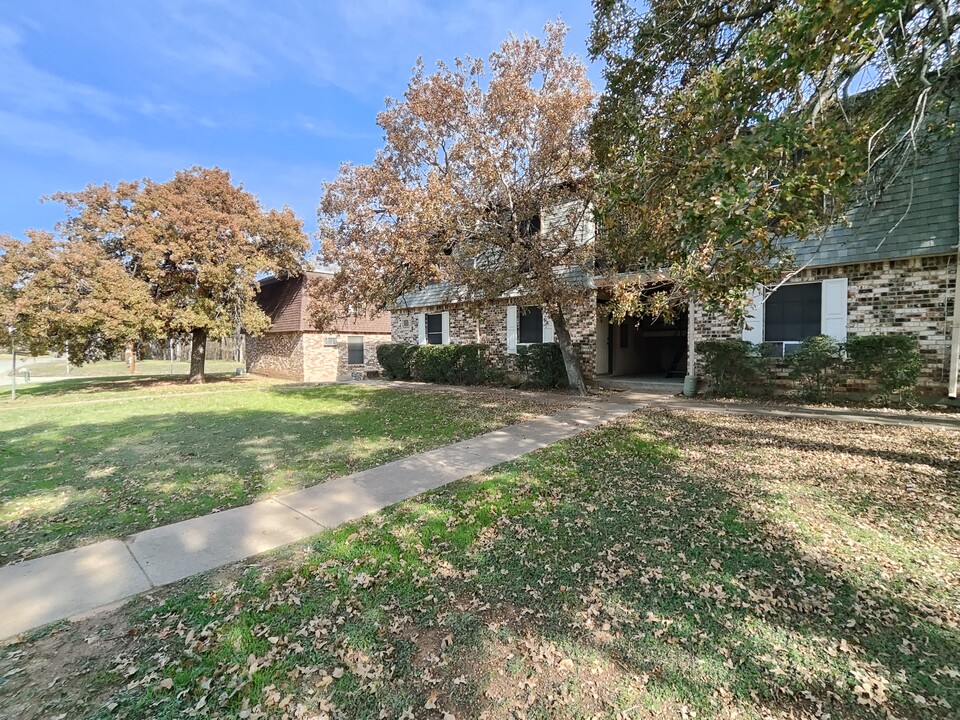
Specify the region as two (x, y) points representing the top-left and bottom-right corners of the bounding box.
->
(0, 110), (187, 172)
(0, 23), (123, 121)
(125, 0), (592, 96)
(0, 20), (227, 131)
(288, 114), (376, 140)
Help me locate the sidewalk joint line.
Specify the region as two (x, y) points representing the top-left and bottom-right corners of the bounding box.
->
(121, 539), (156, 590)
(271, 497), (328, 529)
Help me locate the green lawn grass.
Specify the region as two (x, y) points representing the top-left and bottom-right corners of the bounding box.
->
(0, 377), (555, 563)
(2, 409), (956, 719)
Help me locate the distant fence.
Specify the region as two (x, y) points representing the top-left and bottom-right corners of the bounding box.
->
(140, 336), (245, 363)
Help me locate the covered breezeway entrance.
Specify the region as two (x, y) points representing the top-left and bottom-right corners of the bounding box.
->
(595, 297), (689, 382)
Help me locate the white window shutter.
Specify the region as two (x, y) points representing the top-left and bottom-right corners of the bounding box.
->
(506, 305), (518, 354)
(441, 311), (450, 345)
(417, 313), (426, 345)
(821, 278), (848, 342)
(542, 312), (555, 343)
(742, 287), (764, 344)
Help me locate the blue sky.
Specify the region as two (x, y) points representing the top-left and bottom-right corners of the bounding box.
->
(0, 0), (598, 246)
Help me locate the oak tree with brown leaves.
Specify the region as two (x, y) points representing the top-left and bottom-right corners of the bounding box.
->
(316, 22), (596, 394)
(51, 167), (309, 382)
(0, 231), (159, 364)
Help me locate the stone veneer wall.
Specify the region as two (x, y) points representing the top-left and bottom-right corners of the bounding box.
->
(390, 295), (598, 380)
(246, 332), (305, 381)
(693, 254), (958, 391)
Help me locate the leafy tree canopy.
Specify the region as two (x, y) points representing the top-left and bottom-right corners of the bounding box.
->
(590, 0), (958, 319)
(0, 231), (159, 363)
(316, 22), (597, 393)
(50, 167), (309, 381)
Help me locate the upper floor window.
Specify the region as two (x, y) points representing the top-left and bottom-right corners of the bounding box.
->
(519, 214), (541, 237)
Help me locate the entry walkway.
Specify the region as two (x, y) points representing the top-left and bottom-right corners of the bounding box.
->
(0, 399), (642, 640)
(3, 388), (956, 641)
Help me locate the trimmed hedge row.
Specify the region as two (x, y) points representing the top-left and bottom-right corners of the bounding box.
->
(698, 334), (924, 403)
(515, 343), (568, 389)
(377, 343), (488, 385)
(377, 341), (570, 389)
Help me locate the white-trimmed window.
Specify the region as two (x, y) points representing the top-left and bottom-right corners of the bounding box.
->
(425, 313), (444, 345)
(506, 305), (555, 353)
(743, 278), (848, 356)
(766, 283), (821, 342)
(518, 306), (544, 344)
(417, 311), (450, 345)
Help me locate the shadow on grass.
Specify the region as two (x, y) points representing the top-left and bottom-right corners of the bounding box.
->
(6, 373), (242, 400)
(451, 417), (959, 718)
(0, 386), (519, 564)
(650, 410), (960, 538)
(62, 411), (959, 720)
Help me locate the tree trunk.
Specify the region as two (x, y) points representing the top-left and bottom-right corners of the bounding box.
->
(188, 328), (207, 384)
(550, 309), (588, 396)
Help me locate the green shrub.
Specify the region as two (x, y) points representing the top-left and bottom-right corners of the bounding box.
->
(452, 344), (487, 385)
(378, 343), (489, 385)
(845, 334), (922, 401)
(515, 343), (568, 389)
(697, 339), (766, 397)
(376, 343), (415, 380)
(788, 335), (844, 401)
(408, 345), (453, 383)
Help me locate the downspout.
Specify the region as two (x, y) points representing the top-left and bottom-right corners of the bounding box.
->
(685, 298), (697, 396)
(949, 158), (960, 398)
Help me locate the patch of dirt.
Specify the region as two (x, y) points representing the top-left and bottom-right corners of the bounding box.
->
(0, 613), (133, 720)
(0, 552), (293, 720)
(400, 600), (653, 720)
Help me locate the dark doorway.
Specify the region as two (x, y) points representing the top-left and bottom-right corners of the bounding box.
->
(609, 308), (688, 379)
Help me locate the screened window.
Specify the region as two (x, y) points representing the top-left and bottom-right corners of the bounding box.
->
(518, 306), (543, 344)
(347, 336), (364, 364)
(764, 283), (821, 342)
(425, 313), (443, 345)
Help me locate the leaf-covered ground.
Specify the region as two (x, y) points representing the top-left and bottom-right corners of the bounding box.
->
(0, 379), (558, 563)
(1, 409), (957, 720)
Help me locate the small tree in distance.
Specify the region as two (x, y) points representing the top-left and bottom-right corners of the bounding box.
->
(315, 22), (596, 394)
(1, 231), (159, 365)
(51, 167), (309, 382)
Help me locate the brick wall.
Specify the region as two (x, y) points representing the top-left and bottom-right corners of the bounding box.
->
(390, 294), (598, 380)
(248, 331), (391, 382)
(302, 334), (339, 382)
(246, 332), (305, 381)
(336, 334), (392, 379)
(693, 254), (958, 391)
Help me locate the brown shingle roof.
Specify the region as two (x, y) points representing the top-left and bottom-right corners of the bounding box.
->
(256, 272), (391, 334)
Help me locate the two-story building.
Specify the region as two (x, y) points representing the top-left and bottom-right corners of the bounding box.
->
(390, 143), (959, 397)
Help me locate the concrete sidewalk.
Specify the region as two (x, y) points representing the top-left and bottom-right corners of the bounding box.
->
(3, 388), (955, 641)
(0, 399), (641, 641)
